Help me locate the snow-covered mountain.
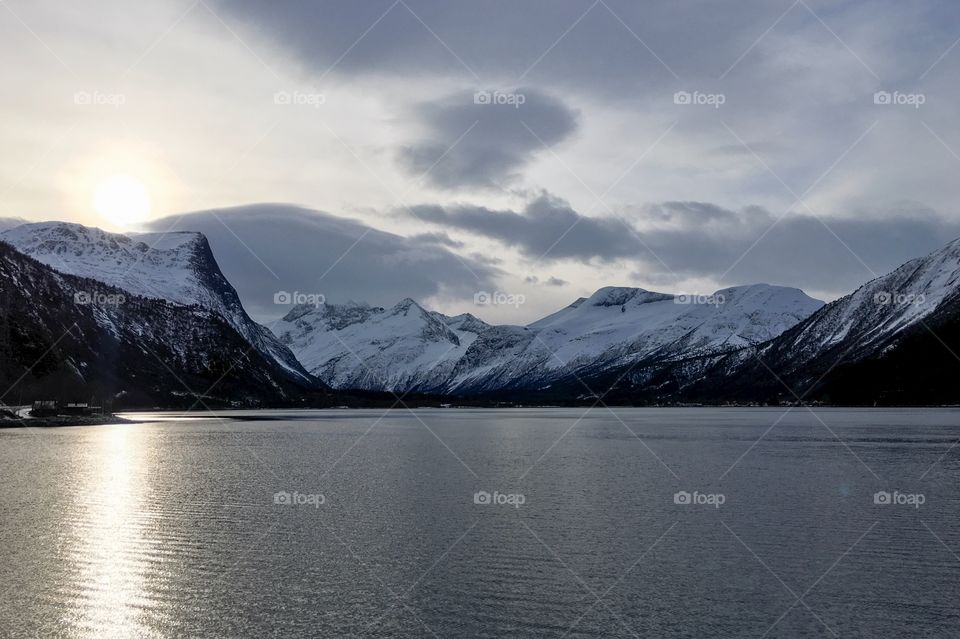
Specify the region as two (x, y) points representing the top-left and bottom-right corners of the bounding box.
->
(605, 237), (960, 404)
(0, 242), (317, 407)
(760, 236), (960, 365)
(275, 283), (823, 394)
(0, 222), (314, 386)
(726, 236), (960, 396)
(7, 218), (955, 405)
(274, 299), (490, 392)
(445, 284), (823, 393)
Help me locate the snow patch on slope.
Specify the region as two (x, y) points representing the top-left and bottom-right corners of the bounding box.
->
(274, 300), (491, 392)
(782, 237), (960, 357)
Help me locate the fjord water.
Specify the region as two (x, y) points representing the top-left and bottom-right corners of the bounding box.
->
(2, 409), (958, 638)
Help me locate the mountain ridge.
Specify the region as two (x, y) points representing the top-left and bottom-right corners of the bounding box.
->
(589, 237), (960, 405)
(0, 221), (315, 387)
(0, 240), (321, 408)
(3, 220), (958, 405)
(276, 281), (825, 394)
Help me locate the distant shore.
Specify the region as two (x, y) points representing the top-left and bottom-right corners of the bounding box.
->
(0, 410), (135, 429)
(2, 404), (958, 429)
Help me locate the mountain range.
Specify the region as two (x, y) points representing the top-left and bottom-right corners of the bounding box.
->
(1, 221), (958, 406)
(273, 284), (823, 394)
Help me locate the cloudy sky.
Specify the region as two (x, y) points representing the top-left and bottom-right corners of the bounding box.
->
(3, 0), (960, 322)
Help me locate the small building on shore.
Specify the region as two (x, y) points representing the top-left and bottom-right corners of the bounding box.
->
(30, 400), (103, 417)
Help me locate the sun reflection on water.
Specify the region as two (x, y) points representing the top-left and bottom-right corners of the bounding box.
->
(64, 425), (161, 639)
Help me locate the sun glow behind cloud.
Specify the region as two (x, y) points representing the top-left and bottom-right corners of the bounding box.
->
(94, 175), (151, 228)
(52, 140), (180, 232)
(3, 0), (960, 320)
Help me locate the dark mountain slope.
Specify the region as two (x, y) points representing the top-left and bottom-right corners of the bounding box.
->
(0, 242), (326, 409)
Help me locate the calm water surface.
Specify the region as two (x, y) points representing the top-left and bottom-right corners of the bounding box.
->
(1, 408), (959, 638)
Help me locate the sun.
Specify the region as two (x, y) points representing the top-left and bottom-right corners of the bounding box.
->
(94, 175), (151, 228)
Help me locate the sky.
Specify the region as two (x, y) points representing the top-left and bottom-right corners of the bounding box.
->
(2, 0), (960, 323)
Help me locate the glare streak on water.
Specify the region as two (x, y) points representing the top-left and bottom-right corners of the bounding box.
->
(1, 408), (959, 638)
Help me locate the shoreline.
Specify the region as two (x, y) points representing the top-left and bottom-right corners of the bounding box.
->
(0, 414), (136, 429)
(2, 404), (958, 429)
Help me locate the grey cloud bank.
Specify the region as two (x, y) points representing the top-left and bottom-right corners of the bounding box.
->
(4, 0), (960, 323)
(398, 88), (578, 189)
(409, 195), (960, 298)
(207, 0), (960, 251)
(147, 204), (499, 321)
(213, 0), (954, 92)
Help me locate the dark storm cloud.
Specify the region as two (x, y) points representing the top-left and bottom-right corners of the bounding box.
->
(147, 204), (499, 320)
(211, 0), (696, 85)
(398, 88), (577, 189)
(410, 195), (960, 296)
(211, 1), (960, 99)
(636, 201), (960, 293)
(211, 0), (960, 206)
(199, 0), (960, 299)
(211, 0), (882, 92)
(410, 193), (635, 260)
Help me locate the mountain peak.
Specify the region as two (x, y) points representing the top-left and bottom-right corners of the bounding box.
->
(585, 286), (670, 307)
(1, 221), (314, 385)
(392, 297), (424, 313)
(713, 283), (823, 306)
(1, 222), (217, 305)
(274, 295), (465, 392)
(5, 220), (204, 252)
(0, 241), (321, 405)
(282, 300), (383, 330)
(441, 312), (491, 335)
